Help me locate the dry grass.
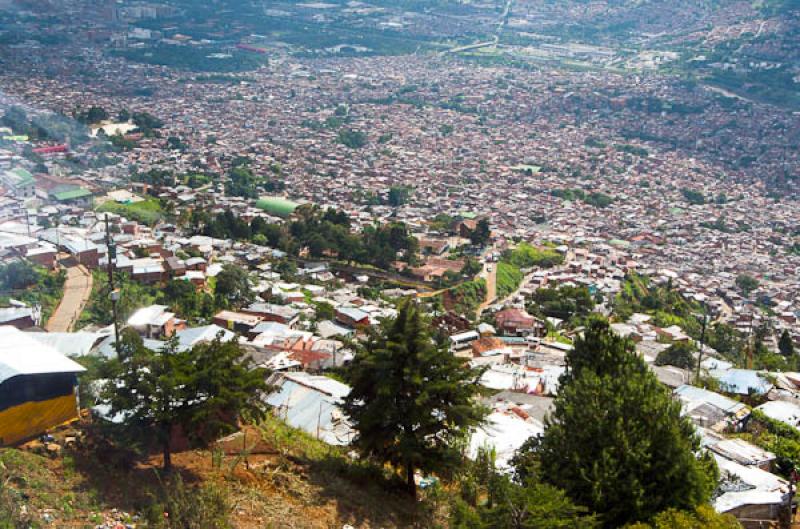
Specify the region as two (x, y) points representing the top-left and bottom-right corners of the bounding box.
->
(1, 416), (443, 529)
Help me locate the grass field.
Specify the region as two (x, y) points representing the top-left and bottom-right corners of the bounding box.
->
(96, 197), (163, 226)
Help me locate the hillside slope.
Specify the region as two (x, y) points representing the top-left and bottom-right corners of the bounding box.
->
(0, 416), (436, 529)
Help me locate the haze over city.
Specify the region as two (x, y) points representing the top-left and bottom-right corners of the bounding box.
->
(0, 1), (798, 528)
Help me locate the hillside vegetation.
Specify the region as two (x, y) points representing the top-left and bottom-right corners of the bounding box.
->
(0, 416), (429, 529)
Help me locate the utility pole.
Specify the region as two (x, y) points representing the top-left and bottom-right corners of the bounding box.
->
(104, 214), (120, 352)
(695, 301), (707, 384)
(747, 308), (755, 370)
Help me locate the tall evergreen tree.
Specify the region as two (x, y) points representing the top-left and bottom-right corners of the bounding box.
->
(343, 300), (486, 498)
(536, 318), (717, 527)
(779, 329), (795, 357)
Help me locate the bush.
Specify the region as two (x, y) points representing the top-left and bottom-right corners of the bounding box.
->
(655, 342), (697, 370)
(502, 243), (563, 269)
(144, 474), (231, 529)
(337, 129), (367, 149)
(496, 262), (523, 299)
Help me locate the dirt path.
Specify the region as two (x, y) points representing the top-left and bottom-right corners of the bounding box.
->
(46, 265), (93, 332)
(477, 263), (497, 315)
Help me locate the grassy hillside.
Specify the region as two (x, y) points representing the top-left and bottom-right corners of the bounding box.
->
(0, 416), (437, 529)
(96, 197), (164, 226)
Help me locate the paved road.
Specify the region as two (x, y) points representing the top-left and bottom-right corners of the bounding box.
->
(441, 0), (513, 56)
(46, 265), (93, 332)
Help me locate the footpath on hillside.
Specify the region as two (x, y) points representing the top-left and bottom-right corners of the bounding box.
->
(46, 264), (93, 332)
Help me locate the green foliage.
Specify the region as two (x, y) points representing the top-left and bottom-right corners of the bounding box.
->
(109, 133), (137, 150)
(429, 213), (456, 233)
(315, 301), (336, 321)
(735, 274), (759, 297)
(552, 188), (614, 208)
(144, 474), (231, 529)
(0, 260), (40, 291)
(113, 45), (266, 73)
(613, 274), (702, 336)
(682, 188), (706, 206)
(496, 262), (523, 299)
(135, 168), (176, 188)
(446, 278), (487, 316)
(101, 330), (269, 470)
(214, 264), (254, 309)
(388, 185), (412, 207)
(529, 285), (595, 326)
(451, 445), (598, 529)
(192, 205), (418, 270)
(469, 219), (491, 247)
(337, 128), (367, 149)
(80, 271), (159, 327)
(655, 341), (697, 370)
(227, 165), (261, 199)
(75, 106), (108, 125)
(779, 329), (796, 357)
(502, 243), (564, 269)
(484, 478), (599, 529)
(343, 300), (487, 496)
(1, 105), (89, 144)
(626, 505), (741, 529)
(537, 318), (717, 527)
(96, 197), (164, 226)
(131, 111), (164, 135)
(461, 258), (483, 278)
(614, 143), (649, 157)
(741, 410), (800, 478)
(162, 279), (215, 323)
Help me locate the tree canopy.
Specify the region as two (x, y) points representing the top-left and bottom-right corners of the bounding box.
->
(735, 274), (759, 297)
(536, 318), (718, 527)
(779, 329), (796, 357)
(214, 264), (254, 309)
(101, 330), (268, 470)
(469, 219), (492, 247)
(343, 300), (486, 497)
(655, 341), (697, 370)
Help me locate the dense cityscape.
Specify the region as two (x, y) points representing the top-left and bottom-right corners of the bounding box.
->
(0, 0), (799, 528)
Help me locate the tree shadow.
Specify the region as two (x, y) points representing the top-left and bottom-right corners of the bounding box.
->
(300, 454), (431, 528)
(65, 439), (203, 515)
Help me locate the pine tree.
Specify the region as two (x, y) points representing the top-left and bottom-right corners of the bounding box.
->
(343, 300), (486, 498)
(537, 318), (717, 527)
(779, 329), (795, 357)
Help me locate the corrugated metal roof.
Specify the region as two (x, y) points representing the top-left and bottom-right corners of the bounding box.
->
(713, 453), (789, 513)
(0, 326), (86, 384)
(674, 385), (748, 416)
(265, 372), (353, 446)
(710, 438), (775, 466)
(756, 400), (800, 428)
(28, 331), (106, 357)
(175, 325), (236, 349)
(710, 369), (773, 395)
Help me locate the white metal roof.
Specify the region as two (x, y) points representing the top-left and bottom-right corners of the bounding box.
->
(0, 326), (86, 384)
(756, 400), (800, 428)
